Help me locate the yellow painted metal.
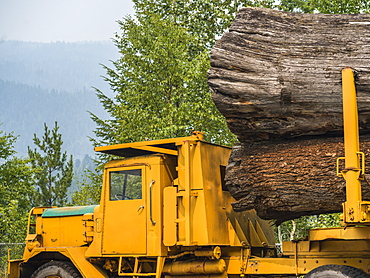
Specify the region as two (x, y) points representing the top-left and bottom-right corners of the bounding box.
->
(309, 226), (370, 241)
(67, 247), (109, 278)
(26, 206), (52, 236)
(232, 218), (248, 246)
(94, 133), (273, 255)
(339, 67), (370, 224)
(156, 256), (166, 278)
(163, 186), (177, 246)
(101, 163), (147, 255)
(116, 256), (166, 277)
(133, 145), (178, 156)
(164, 275), (227, 278)
(174, 140), (238, 246)
(242, 257), (370, 275)
(42, 215), (88, 247)
(194, 246), (222, 259)
(20, 247), (108, 278)
(248, 220), (265, 247)
(163, 259), (226, 275)
(7, 260), (22, 278)
(283, 238), (370, 257)
(94, 132), (204, 157)
(84, 205), (103, 257)
(226, 209), (275, 248)
(223, 248), (370, 275)
(82, 213), (94, 243)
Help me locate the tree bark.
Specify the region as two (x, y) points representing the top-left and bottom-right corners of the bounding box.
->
(208, 7), (370, 223)
(209, 7), (370, 141)
(227, 135), (370, 224)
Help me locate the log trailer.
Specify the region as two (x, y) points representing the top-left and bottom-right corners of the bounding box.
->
(7, 68), (370, 277)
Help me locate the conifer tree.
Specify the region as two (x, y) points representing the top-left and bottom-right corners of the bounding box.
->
(28, 122), (73, 207)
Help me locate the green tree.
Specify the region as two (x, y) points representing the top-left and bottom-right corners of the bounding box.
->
(134, 0), (275, 49)
(91, 0), (253, 148)
(0, 128), (35, 243)
(277, 0), (370, 13)
(0, 128), (17, 160)
(276, 213), (341, 244)
(28, 122), (73, 207)
(71, 168), (102, 206)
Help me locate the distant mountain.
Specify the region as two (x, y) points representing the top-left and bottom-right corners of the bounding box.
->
(0, 80), (105, 158)
(0, 41), (119, 158)
(0, 40), (118, 92)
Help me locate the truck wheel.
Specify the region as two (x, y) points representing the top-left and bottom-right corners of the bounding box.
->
(306, 264), (369, 278)
(31, 261), (82, 278)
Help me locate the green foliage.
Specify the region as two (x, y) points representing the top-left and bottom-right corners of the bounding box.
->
(71, 168), (102, 206)
(0, 129), (34, 274)
(277, 0), (370, 13)
(28, 122), (73, 207)
(92, 0), (243, 148)
(0, 161), (34, 243)
(277, 0), (317, 12)
(134, 0), (275, 49)
(277, 213), (341, 242)
(0, 128), (17, 160)
(0, 128), (35, 243)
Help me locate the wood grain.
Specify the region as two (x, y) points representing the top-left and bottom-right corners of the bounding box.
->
(209, 7), (370, 222)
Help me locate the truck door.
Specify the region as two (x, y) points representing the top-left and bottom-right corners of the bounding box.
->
(102, 166), (147, 254)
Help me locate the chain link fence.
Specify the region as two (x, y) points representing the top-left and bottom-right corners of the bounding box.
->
(0, 243), (25, 277)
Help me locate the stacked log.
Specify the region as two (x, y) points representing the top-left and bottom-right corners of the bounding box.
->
(208, 7), (370, 223)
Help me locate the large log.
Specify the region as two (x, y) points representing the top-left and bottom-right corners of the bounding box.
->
(208, 7), (370, 223)
(227, 135), (370, 224)
(209, 7), (370, 141)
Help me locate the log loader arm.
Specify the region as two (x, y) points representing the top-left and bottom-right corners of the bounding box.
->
(337, 67), (370, 225)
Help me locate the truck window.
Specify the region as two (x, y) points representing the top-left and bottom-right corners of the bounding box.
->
(110, 169), (142, 200)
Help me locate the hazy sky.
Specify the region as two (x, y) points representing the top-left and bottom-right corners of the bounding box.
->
(0, 0), (134, 42)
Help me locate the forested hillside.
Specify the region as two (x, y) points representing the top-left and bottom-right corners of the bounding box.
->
(0, 80), (103, 157)
(0, 40), (117, 92)
(0, 41), (118, 158)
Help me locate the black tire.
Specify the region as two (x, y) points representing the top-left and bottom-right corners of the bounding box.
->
(31, 260), (82, 278)
(306, 264), (370, 278)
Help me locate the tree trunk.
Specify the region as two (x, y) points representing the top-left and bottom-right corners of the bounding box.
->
(208, 7), (370, 223)
(227, 135), (370, 224)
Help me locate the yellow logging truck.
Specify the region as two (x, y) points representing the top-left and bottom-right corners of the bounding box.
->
(7, 68), (370, 277)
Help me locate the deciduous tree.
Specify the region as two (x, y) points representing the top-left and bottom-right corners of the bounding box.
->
(71, 168), (102, 206)
(91, 0), (247, 148)
(277, 0), (370, 13)
(0, 128), (35, 243)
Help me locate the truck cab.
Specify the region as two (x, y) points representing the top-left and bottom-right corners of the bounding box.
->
(9, 131), (275, 278)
